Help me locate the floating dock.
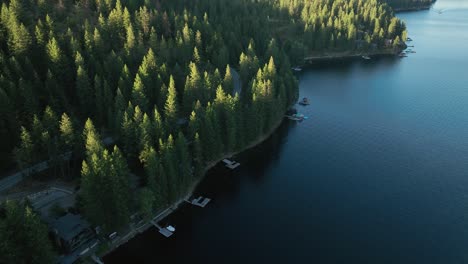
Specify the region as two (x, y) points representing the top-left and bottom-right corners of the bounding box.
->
(222, 159), (240, 170)
(151, 220), (173, 238)
(186, 196), (211, 208)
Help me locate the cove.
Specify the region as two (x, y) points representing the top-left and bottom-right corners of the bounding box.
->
(105, 1), (468, 263)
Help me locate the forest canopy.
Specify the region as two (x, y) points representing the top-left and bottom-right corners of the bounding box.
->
(0, 0), (408, 246)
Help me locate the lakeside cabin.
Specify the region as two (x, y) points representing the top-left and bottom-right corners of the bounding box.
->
(50, 213), (96, 254)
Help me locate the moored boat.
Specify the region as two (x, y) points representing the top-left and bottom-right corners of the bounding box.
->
(298, 97), (310, 105)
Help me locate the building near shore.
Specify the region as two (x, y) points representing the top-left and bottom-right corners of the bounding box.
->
(50, 213), (96, 254)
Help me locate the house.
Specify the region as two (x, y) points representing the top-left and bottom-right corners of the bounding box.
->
(50, 213), (96, 254)
(384, 39), (393, 47)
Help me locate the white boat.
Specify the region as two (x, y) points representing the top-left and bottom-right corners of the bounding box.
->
(166, 225), (176, 232)
(292, 67), (302, 72)
(362, 55), (371, 60)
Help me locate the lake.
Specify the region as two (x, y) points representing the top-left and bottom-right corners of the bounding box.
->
(105, 1), (468, 263)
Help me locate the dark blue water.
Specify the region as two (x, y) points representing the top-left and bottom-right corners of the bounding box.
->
(105, 1), (468, 263)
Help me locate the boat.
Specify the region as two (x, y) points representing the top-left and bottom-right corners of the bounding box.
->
(292, 66), (302, 72)
(285, 113), (304, 121)
(166, 225), (176, 232)
(298, 97), (310, 105)
(361, 55), (371, 60)
(406, 37), (413, 42)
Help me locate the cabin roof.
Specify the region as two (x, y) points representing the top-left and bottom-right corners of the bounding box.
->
(51, 213), (91, 241)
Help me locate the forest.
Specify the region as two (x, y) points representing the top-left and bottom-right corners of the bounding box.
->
(0, 0), (407, 261)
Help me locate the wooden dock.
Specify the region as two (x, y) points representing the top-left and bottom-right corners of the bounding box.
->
(186, 196), (211, 208)
(222, 159), (240, 170)
(150, 220), (173, 238)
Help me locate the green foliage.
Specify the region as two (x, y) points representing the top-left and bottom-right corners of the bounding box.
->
(14, 126), (34, 169)
(0, 0), (408, 239)
(138, 187), (155, 220)
(164, 75), (178, 134)
(81, 122), (131, 232)
(0, 201), (55, 264)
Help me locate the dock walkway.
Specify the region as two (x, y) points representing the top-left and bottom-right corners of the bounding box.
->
(185, 196), (211, 208)
(222, 159), (240, 170)
(150, 220), (173, 238)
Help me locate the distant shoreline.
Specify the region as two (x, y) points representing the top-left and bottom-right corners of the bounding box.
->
(393, 6), (432, 13)
(303, 48), (404, 64)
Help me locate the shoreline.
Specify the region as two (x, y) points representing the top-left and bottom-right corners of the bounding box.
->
(100, 111), (288, 259)
(100, 47), (405, 259)
(393, 6), (432, 13)
(303, 48), (403, 64)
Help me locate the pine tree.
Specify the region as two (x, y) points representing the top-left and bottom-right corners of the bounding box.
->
(183, 62), (201, 114)
(139, 146), (164, 209)
(0, 201), (55, 264)
(131, 73), (149, 112)
(8, 21), (32, 56)
(42, 105), (58, 136)
(153, 106), (165, 145)
(59, 113), (76, 151)
(164, 75), (178, 134)
(118, 64), (132, 99)
(139, 113), (153, 149)
(14, 126), (34, 169)
(83, 118), (102, 158)
(223, 65), (234, 95)
(138, 48), (158, 103)
(76, 66), (93, 117)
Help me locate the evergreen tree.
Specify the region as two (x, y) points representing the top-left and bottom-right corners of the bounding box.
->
(83, 118), (102, 157)
(192, 132), (203, 178)
(59, 113), (76, 151)
(175, 132), (191, 194)
(14, 126), (34, 169)
(223, 65), (234, 95)
(164, 75), (178, 134)
(76, 66), (93, 117)
(131, 74), (149, 112)
(0, 201), (55, 264)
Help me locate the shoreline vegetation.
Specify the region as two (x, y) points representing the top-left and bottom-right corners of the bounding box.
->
(393, 6), (432, 12)
(303, 48), (405, 64)
(100, 103), (287, 259)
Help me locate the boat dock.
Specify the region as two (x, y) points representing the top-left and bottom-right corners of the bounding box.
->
(150, 220), (173, 238)
(185, 196), (211, 208)
(223, 159), (240, 169)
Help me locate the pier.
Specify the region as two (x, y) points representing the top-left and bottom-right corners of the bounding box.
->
(185, 196), (211, 208)
(222, 159), (240, 169)
(151, 220), (173, 238)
